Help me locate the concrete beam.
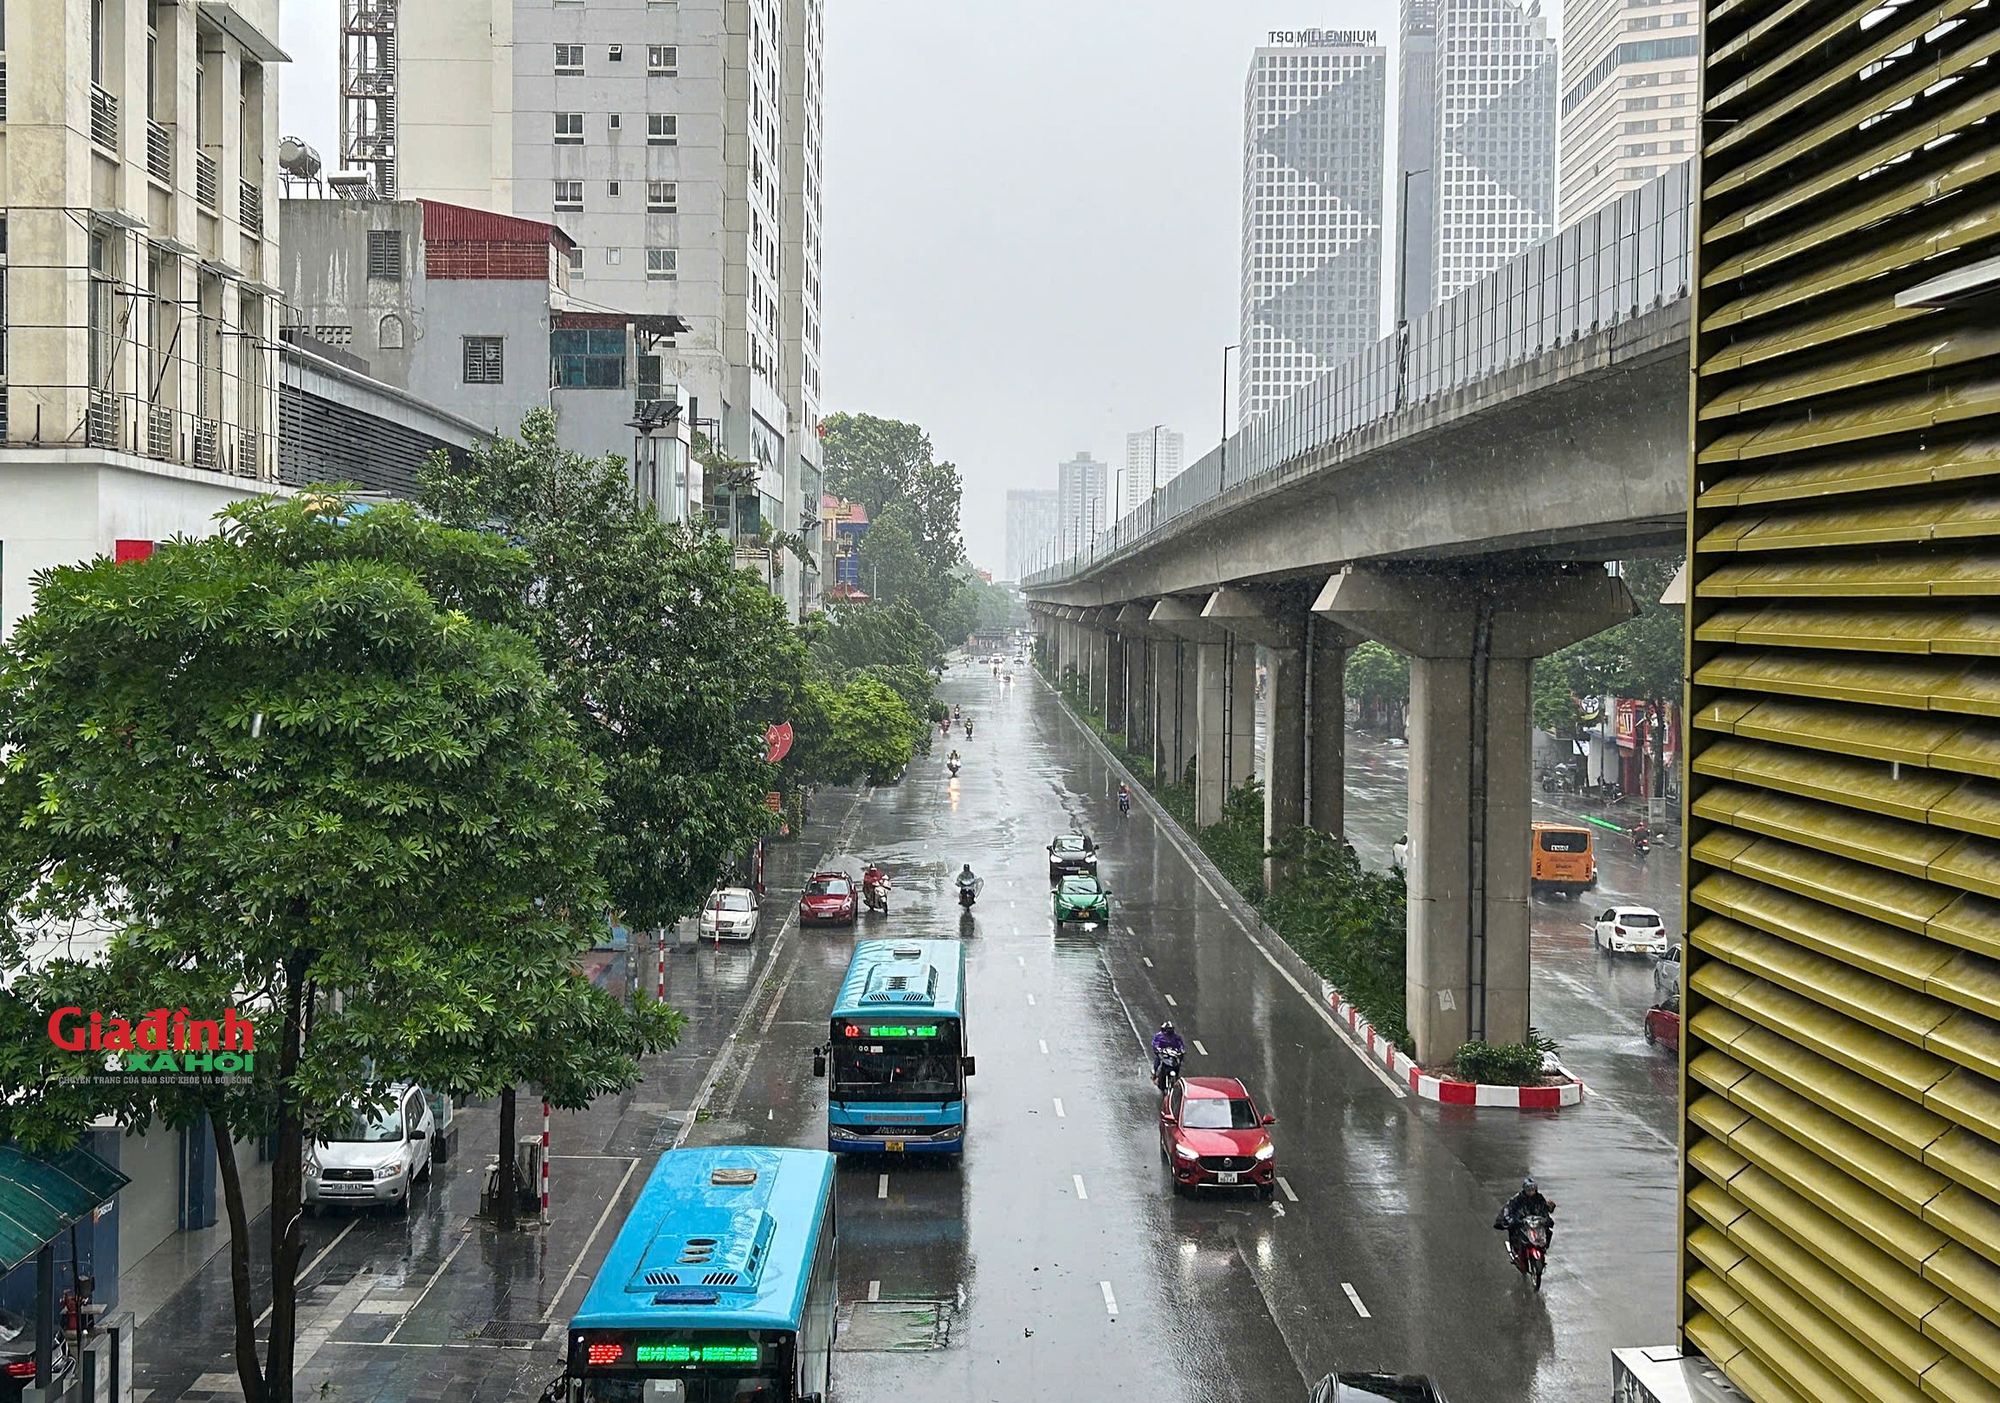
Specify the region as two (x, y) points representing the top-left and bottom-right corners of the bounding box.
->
(1203, 585), (1305, 650)
(1312, 566), (1637, 659)
(1149, 595), (1228, 644)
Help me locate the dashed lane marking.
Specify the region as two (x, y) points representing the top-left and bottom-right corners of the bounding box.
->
(1141, 956), (1154, 968)
(867, 1280), (881, 1302)
(1277, 1176), (1298, 1202)
(1100, 1282), (1119, 1317)
(877, 1174), (889, 1200)
(1054, 1098), (1066, 1118)
(1027, 993), (1037, 1006)
(1018, 956), (1026, 967)
(1164, 994), (1177, 1007)
(1342, 1283), (1370, 1318)
(1193, 1039), (1208, 1056)
(1039, 1039), (1049, 1055)
(1073, 1174), (1089, 1201)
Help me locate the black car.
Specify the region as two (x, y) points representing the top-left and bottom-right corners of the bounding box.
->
(1308, 1374), (1449, 1403)
(0, 1306), (72, 1402)
(1047, 832), (1098, 879)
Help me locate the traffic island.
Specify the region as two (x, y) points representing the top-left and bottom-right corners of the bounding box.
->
(1326, 984), (1586, 1110)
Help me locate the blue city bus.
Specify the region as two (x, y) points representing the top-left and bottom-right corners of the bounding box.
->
(559, 1146), (836, 1403)
(813, 940), (974, 1155)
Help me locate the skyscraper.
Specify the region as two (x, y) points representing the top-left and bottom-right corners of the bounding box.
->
(1122, 428), (1186, 518)
(1240, 31), (1387, 424)
(1055, 453), (1109, 560)
(1556, 0), (1697, 224)
(1395, 0), (1438, 324)
(1005, 489), (1060, 583)
(1418, 0), (1558, 305)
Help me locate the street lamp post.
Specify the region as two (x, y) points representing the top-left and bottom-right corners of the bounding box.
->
(1219, 344), (1239, 477)
(1395, 167), (1431, 412)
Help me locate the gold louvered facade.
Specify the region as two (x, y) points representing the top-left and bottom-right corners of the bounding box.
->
(1685, 0), (2000, 1398)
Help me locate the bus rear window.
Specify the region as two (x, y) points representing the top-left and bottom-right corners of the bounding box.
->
(1538, 830), (1590, 853)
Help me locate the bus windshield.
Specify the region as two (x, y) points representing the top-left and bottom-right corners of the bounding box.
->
(830, 1021), (962, 1100)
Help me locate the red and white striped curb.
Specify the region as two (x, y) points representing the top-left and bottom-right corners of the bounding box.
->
(1328, 988), (1586, 1109)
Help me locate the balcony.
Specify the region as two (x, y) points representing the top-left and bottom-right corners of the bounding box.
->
(90, 84), (118, 151)
(1, 56), (9, 122)
(346, 67), (394, 95)
(147, 120), (172, 182)
(240, 179), (262, 238)
(196, 153), (218, 208)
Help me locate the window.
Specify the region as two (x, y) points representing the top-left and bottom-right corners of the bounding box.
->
(551, 328), (626, 388)
(605, 247), (622, 265)
(607, 180), (621, 196)
(608, 44), (623, 61)
(462, 336), (503, 384)
(647, 248), (677, 280)
(566, 245), (585, 272)
(647, 181), (678, 212)
(554, 112), (583, 144)
(648, 44), (678, 74)
(366, 230), (403, 280)
(648, 114), (678, 146)
(377, 313), (404, 350)
(608, 113), (622, 130)
(554, 43), (584, 74)
(554, 180), (583, 211)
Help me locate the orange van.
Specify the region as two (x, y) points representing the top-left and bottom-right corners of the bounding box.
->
(1531, 823), (1596, 898)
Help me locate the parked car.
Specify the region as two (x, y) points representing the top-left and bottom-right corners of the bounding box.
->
(1053, 874), (1110, 925)
(1595, 905), (1669, 955)
(1159, 1076), (1277, 1199)
(0, 1305), (72, 1402)
(698, 887), (761, 942)
(1645, 998), (1681, 1052)
(798, 871), (858, 928)
(1047, 832), (1098, 879)
(304, 1083), (436, 1214)
(1308, 1373), (1451, 1403)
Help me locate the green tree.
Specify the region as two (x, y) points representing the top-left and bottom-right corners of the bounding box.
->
(854, 503), (934, 613)
(1536, 557), (1684, 795)
(794, 675), (923, 784)
(822, 413), (965, 572)
(0, 494), (609, 1403)
(809, 598), (943, 675)
(1345, 641), (1410, 728)
(421, 411), (807, 929)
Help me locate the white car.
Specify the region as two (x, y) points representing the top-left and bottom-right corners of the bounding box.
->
(698, 887), (761, 941)
(1595, 905), (1669, 955)
(305, 1084), (436, 1213)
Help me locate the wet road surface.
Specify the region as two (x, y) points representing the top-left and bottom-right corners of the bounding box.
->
(684, 666), (1677, 1401)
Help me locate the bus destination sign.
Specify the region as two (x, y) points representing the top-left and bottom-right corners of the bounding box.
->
(841, 1023), (939, 1039)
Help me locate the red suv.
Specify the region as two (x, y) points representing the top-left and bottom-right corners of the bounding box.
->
(798, 871), (858, 927)
(1159, 1076), (1277, 1198)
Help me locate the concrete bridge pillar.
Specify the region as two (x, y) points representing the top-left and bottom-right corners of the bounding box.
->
(1104, 626), (1126, 731)
(1114, 604), (1154, 751)
(1204, 587), (1310, 889)
(1087, 612), (1112, 717)
(1149, 599), (1215, 795)
(1308, 618), (1357, 838)
(1315, 566), (1635, 1065)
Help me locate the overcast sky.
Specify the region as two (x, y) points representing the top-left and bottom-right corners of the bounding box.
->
(280, 1), (1566, 575)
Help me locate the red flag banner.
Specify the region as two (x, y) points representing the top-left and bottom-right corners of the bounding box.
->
(765, 722), (794, 764)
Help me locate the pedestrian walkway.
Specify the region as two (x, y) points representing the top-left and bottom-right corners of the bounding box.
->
(129, 790), (864, 1402)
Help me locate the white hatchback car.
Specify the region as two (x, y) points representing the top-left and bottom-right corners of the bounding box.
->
(698, 887), (761, 941)
(1595, 905), (1670, 955)
(305, 1084), (435, 1213)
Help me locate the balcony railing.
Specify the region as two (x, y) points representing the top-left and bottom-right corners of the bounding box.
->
(89, 85), (118, 150)
(146, 120), (172, 182)
(240, 179), (262, 237)
(1, 56), (10, 122)
(196, 152), (218, 208)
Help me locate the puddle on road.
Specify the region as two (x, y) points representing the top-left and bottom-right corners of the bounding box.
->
(835, 1299), (956, 1351)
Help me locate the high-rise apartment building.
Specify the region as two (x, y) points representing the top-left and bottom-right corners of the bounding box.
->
(0, 0), (286, 631)
(1556, 0), (1697, 224)
(1240, 32), (1386, 424)
(1005, 489), (1059, 584)
(387, 0), (825, 616)
(1404, 0), (1557, 307)
(1121, 428), (1186, 519)
(1055, 453), (1108, 560)
(1396, 0), (1438, 324)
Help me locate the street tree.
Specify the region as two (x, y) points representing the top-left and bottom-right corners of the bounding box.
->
(1536, 557), (1685, 795)
(792, 676), (925, 785)
(0, 494), (608, 1403)
(1344, 642), (1411, 731)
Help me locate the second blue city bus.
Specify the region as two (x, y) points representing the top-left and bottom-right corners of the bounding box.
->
(558, 1146), (836, 1403)
(813, 940), (974, 1155)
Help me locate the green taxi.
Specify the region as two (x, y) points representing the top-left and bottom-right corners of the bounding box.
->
(1053, 874), (1111, 925)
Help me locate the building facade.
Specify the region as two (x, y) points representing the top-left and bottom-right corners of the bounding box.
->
(1005, 488), (1058, 585)
(1239, 31), (1386, 425)
(1407, 0), (1557, 306)
(1556, 0), (1697, 225)
(1121, 427), (1186, 519)
(387, 0), (824, 615)
(1396, 0), (1438, 323)
(1054, 454), (1108, 562)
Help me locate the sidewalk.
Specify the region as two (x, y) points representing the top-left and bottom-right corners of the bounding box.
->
(129, 790), (863, 1403)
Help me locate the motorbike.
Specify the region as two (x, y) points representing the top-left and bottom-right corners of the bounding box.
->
(1152, 1044), (1184, 1093)
(1507, 1213), (1555, 1290)
(957, 878), (982, 908)
(948, 758), (961, 778)
(965, 720), (975, 739)
(1118, 790), (1132, 816)
(863, 876), (891, 914)
(1633, 830), (1652, 856)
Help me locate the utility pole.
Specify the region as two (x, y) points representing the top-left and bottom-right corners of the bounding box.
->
(1150, 423), (1163, 496)
(1395, 167), (1430, 412)
(1219, 345), (1239, 477)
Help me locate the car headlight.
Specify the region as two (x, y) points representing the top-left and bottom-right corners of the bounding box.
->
(1174, 1142), (1199, 1160)
(374, 1161), (403, 1180)
(1254, 1142), (1275, 1161)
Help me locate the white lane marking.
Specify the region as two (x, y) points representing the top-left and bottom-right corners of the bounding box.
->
(1039, 1039), (1049, 1055)
(1342, 1282), (1371, 1318)
(1100, 1281), (1119, 1317)
(539, 1156), (642, 1322)
(1073, 1174), (1089, 1200)
(1142, 956), (1154, 968)
(1053, 1098), (1066, 1118)
(261, 1221), (358, 1325)
(1012, 926), (1021, 936)
(867, 1280), (881, 1302)
(1018, 956), (1026, 967)
(1027, 992), (1037, 1006)
(767, 1109), (773, 1120)
(1192, 1039), (1208, 1056)
(1164, 994), (1177, 1007)
(1277, 1176), (1298, 1202)
(877, 1174), (889, 1200)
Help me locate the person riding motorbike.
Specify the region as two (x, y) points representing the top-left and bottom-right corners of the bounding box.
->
(956, 863), (980, 907)
(1150, 1020), (1185, 1083)
(1632, 820), (1653, 854)
(964, 717), (975, 738)
(862, 864), (891, 911)
(1494, 1176), (1557, 1260)
(952, 704), (961, 721)
(1117, 783), (1132, 816)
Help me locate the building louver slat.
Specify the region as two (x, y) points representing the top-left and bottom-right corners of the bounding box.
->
(1687, 0), (2000, 1394)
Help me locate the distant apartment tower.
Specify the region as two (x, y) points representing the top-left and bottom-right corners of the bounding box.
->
(389, 0), (826, 616)
(1055, 453), (1109, 560)
(1396, 0), (1438, 322)
(1240, 31), (1387, 424)
(1406, 0), (1557, 306)
(1556, 0), (1697, 224)
(1121, 428), (1186, 518)
(1005, 489), (1059, 583)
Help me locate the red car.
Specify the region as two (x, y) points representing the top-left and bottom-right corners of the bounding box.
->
(1645, 1002), (1680, 1052)
(1159, 1076), (1277, 1198)
(798, 871), (858, 927)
